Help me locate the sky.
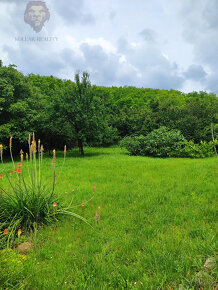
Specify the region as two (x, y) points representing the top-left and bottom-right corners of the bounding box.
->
(0, 0), (218, 94)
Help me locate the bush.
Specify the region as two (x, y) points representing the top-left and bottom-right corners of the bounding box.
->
(120, 135), (147, 155)
(177, 140), (217, 158)
(141, 127), (186, 157)
(120, 127), (217, 158)
(121, 127), (186, 157)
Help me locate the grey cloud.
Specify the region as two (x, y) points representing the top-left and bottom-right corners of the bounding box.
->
(109, 10), (116, 20)
(139, 28), (156, 42)
(52, 0), (95, 25)
(3, 43), (64, 76)
(178, 0), (218, 93)
(184, 64), (207, 81)
(206, 73), (218, 95)
(202, 0), (218, 29)
(148, 69), (184, 90)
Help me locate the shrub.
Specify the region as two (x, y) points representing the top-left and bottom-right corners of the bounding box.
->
(120, 127), (217, 158)
(141, 127), (186, 157)
(120, 135), (147, 155)
(178, 140), (217, 158)
(120, 127), (186, 157)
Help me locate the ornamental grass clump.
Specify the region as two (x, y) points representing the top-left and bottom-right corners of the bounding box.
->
(0, 134), (92, 248)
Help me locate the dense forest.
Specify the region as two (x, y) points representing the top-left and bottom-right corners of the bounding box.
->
(0, 61), (217, 155)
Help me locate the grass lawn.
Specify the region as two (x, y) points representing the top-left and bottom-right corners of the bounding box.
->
(0, 147), (217, 289)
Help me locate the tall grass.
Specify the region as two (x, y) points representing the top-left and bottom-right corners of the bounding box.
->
(0, 135), (92, 249)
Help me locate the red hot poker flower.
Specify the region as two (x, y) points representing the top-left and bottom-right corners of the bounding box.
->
(10, 170), (13, 174)
(4, 229), (8, 234)
(0, 174), (3, 179)
(94, 185), (96, 192)
(15, 168), (17, 172)
(82, 203), (85, 207)
(53, 202), (57, 207)
(54, 174), (57, 178)
(18, 169), (21, 174)
(18, 163), (21, 167)
(18, 229), (21, 236)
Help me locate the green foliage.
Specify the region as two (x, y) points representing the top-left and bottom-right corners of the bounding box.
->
(0, 248), (27, 288)
(178, 140), (217, 158)
(120, 135), (147, 156)
(1, 61), (218, 153)
(121, 127), (186, 157)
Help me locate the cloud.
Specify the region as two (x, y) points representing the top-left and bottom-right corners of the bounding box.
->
(178, 0), (218, 93)
(51, 0), (95, 25)
(184, 64), (207, 81)
(139, 28), (156, 42)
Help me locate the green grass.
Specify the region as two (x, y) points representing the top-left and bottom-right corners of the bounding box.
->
(0, 147), (217, 289)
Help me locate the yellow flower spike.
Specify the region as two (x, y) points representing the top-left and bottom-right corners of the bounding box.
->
(0, 144), (3, 160)
(21, 153), (24, 163)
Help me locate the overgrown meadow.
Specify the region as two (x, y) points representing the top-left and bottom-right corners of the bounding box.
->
(0, 146), (217, 289)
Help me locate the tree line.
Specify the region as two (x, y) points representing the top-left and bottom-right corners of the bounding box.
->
(0, 61), (217, 155)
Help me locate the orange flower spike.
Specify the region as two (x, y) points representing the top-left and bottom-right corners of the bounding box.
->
(82, 203), (85, 207)
(54, 174), (57, 178)
(4, 229), (8, 234)
(94, 185), (96, 192)
(53, 202), (57, 214)
(18, 169), (21, 174)
(0, 174), (3, 179)
(72, 188), (74, 194)
(18, 163), (21, 167)
(15, 168), (17, 172)
(18, 229), (21, 239)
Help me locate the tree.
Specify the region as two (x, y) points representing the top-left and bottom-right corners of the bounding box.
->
(60, 72), (114, 156)
(0, 62), (35, 152)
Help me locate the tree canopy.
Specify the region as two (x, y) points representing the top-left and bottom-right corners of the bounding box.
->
(0, 61), (217, 155)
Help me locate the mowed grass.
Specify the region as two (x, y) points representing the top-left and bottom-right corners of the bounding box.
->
(1, 147), (217, 289)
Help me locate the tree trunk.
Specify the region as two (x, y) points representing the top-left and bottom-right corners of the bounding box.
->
(78, 139), (84, 156)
